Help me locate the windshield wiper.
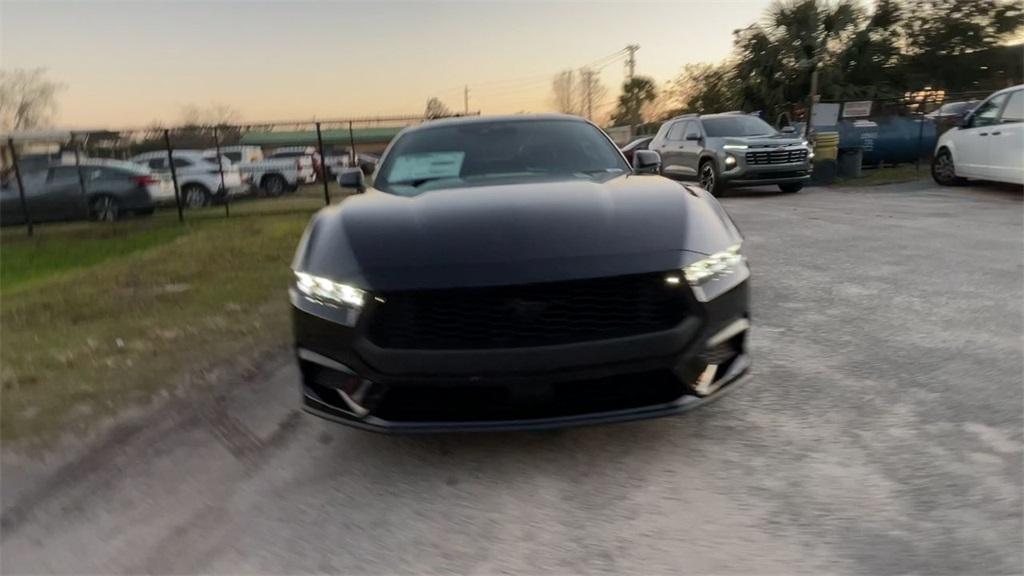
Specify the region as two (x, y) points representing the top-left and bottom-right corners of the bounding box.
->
(399, 176), (459, 188)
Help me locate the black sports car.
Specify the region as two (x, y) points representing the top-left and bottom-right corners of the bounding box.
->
(290, 115), (751, 432)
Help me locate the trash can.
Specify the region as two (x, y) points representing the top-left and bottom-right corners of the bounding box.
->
(814, 131), (840, 161)
(838, 147), (863, 178)
(811, 159), (838, 185)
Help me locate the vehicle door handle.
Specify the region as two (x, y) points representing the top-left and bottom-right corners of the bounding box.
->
(991, 131), (1001, 136)
(979, 132), (988, 136)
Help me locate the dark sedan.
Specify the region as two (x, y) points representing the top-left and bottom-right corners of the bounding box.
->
(1, 160), (159, 224)
(290, 115), (751, 432)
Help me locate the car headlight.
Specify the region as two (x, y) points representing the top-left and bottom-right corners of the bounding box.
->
(294, 271), (365, 308)
(667, 245), (748, 302)
(724, 154), (737, 168)
(683, 245), (744, 285)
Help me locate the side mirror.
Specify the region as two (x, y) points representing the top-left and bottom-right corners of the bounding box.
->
(781, 126), (796, 134)
(633, 150), (661, 175)
(685, 131), (701, 141)
(960, 113), (973, 129)
(337, 167), (365, 192)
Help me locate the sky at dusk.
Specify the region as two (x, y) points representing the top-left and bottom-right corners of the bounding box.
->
(1, 0), (777, 128)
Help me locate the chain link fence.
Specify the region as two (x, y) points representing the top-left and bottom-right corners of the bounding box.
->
(1, 113), (478, 236)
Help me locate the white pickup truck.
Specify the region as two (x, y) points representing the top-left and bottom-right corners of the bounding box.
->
(204, 146), (316, 197)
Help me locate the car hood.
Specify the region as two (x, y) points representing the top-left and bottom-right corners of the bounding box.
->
(721, 134), (805, 148)
(297, 174), (742, 291)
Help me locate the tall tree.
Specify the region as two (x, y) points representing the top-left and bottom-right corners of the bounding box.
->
(425, 97), (451, 119)
(827, 0), (906, 98)
(0, 68), (65, 131)
(672, 63), (741, 115)
(902, 0), (1024, 91)
(611, 76), (657, 126)
(733, 0), (861, 120)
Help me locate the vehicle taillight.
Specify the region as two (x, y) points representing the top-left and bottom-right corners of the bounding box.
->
(134, 175), (159, 186)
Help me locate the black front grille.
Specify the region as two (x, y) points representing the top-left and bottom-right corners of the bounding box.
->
(745, 148), (808, 165)
(366, 273), (689, 350)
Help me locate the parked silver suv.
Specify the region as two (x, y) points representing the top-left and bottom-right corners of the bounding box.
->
(648, 112), (813, 195)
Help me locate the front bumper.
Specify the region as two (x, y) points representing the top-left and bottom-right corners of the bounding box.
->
(720, 149), (812, 187)
(291, 278), (751, 433)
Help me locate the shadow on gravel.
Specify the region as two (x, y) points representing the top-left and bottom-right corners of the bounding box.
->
(718, 187), (795, 199)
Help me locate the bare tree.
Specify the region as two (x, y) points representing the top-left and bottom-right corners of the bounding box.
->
(550, 70), (579, 115)
(179, 102), (240, 127)
(425, 97), (451, 119)
(0, 68), (65, 131)
(642, 81), (678, 122)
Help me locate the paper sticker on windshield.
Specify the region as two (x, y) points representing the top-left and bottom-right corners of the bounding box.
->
(388, 152), (464, 183)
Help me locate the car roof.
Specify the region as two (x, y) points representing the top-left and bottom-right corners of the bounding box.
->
(403, 114), (588, 134)
(697, 112), (758, 120)
(134, 149), (208, 159)
(57, 159), (149, 173)
(989, 84), (1024, 98)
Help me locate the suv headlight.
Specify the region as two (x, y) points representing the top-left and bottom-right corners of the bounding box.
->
(667, 245), (749, 302)
(294, 271), (366, 308)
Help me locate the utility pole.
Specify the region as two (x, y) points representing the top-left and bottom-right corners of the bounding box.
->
(464, 85), (469, 115)
(625, 44), (639, 81)
(581, 68), (594, 120)
(805, 67), (819, 138)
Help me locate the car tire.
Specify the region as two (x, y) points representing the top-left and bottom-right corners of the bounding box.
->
(262, 174), (287, 197)
(778, 182), (804, 193)
(182, 184), (211, 208)
(932, 149), (965, 186)
(699, 159), (722, 196)
(89, 195), (120, 222)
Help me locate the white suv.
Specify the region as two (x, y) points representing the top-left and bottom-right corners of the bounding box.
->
(932, 85), (1023, 186)
(131, 150), (246, 207)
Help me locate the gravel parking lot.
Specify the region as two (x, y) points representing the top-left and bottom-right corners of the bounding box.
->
(3, 180), (1021, 575)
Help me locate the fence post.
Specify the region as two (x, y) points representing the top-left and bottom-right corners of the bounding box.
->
(7, 138), (32, 237)
(348, 121), (356, 167)
(316, 122), (330, 206)
(214, 126), (229, 217)
(72, 132), (90, 220)
(163, 129), (184, 223)
(915, 98), (927, 172)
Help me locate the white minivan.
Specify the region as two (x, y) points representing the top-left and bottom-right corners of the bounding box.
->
(932, 84), (1024, 186)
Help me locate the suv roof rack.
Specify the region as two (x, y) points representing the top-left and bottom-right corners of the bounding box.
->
(668, 113), (698, 121)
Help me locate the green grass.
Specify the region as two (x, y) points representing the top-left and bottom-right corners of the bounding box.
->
(1, 225), (187, 292)
(1, 187), (347, 444)
(833, 164), (930, 188)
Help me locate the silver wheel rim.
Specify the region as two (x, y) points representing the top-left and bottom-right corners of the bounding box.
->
(93, 197), (115, 221)
(185, 187), (205, 208)
(935, 154), (955, 182)
(700, 164), (715, 191)
(268, 178), (283, 195)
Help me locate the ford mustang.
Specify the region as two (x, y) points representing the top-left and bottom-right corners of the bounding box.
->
(290, 115), (751, 432)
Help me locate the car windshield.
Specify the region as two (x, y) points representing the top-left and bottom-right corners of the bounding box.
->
(374, 119), (629, 196)
(935, 101), (977, 115)
(703, 116), (778, 137)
